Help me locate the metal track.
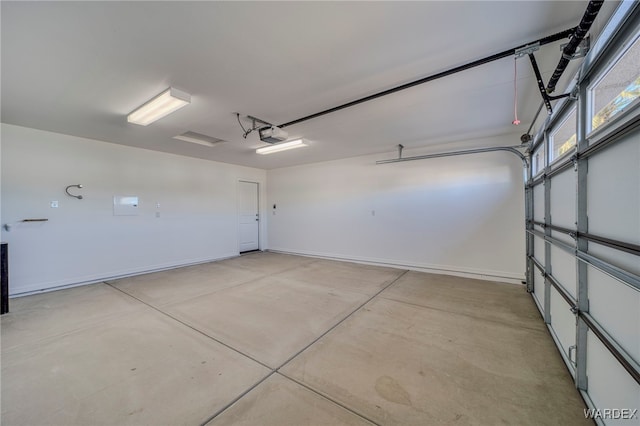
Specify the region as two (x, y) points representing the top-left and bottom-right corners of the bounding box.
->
(375, 145), (527, 166)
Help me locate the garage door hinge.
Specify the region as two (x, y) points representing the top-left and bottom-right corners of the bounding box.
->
(570, 85), (580, 100)
(568, 345), (577, 365)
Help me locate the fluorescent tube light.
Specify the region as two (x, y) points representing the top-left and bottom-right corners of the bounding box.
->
(256, 139), (308, 155)
(127, 87), (190, 126)
(173, 131), (225, 147)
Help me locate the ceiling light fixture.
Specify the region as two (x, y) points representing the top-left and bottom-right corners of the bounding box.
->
(256, 139), (308, 155)
(173, 131), (225, 147)
(127, 87), (190, 126)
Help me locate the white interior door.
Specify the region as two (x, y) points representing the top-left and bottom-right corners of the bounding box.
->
(238, 181), (259, 253)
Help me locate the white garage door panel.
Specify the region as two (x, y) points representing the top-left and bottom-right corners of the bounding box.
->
(587, 134), (640, 245)
(588, 265), (640, 362)
(550, 245), (577, 299)
(534, 236), (545, 264)
(588, 243), (640, 277)
(549, 286), (576, 367)
(550, 168), (576, 229)
(586, 332), (640, 426)
(533, 183), (545, 222)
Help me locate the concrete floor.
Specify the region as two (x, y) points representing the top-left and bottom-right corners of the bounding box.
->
(1, 252), (590, 425)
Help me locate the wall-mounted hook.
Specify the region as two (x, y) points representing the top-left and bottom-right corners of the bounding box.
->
(65, 184), (83, 199)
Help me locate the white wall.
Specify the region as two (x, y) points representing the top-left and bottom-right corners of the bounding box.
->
(2, 125), (526, 293)
(1, 124), (266, 295)
(267, 135), (526, 282)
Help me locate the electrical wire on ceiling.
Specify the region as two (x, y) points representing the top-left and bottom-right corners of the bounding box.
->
(236, 113), (252, 139)
(236, 113), (276, 140)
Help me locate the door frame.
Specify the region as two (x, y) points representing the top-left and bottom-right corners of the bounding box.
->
(237, 180), (261, 254)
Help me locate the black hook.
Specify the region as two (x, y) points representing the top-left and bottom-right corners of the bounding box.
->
(65, 184), (83, 199)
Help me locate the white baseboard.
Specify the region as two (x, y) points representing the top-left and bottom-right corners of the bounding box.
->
(268, 248), (525, 285)
(9, 253), (240, 297)
(11, 249), (526, 297)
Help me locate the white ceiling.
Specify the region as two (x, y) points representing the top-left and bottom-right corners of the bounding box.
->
(1, 1), (618, 169)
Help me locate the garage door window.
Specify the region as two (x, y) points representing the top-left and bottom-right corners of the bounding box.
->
(589, 34), (640, 133)
(549, 108), (577, 163)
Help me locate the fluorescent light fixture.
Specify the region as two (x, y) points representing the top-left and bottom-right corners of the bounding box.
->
(127, 87), (190, 126)
(173, 131), (225, 147)
(256, 139), (308, 155)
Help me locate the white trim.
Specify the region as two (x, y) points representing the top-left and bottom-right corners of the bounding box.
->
(9, 253), (239, 297)
(267, 248), (524, 285)
(237, 179), (261, 253)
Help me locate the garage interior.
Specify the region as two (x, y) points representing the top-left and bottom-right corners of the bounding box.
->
(1, 1), (638, 425)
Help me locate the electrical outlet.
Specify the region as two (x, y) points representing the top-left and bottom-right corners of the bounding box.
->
(155, 212), (160, 218)
(51, 201), (59, 208)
